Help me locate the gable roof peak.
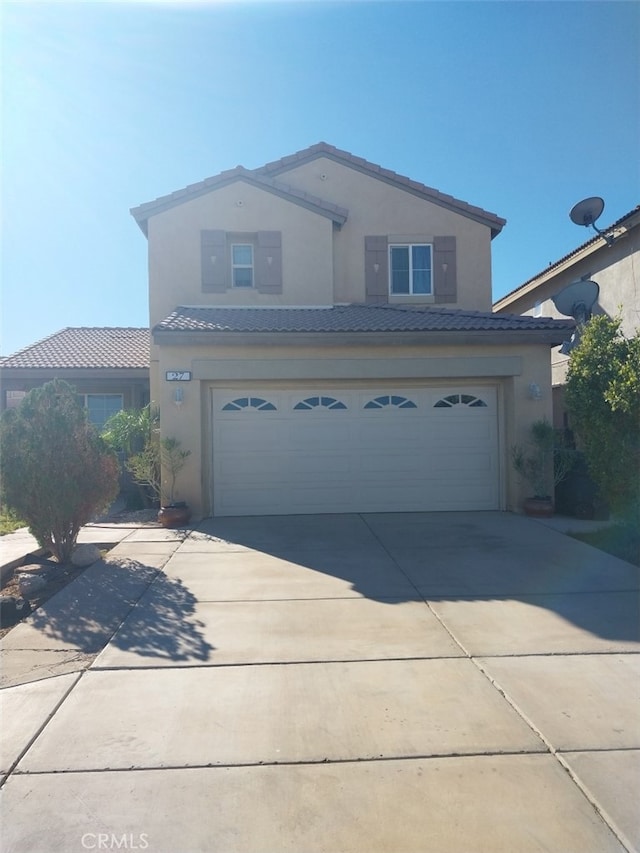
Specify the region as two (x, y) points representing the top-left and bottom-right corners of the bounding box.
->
(257, 142), (506, 238)
(131, 142), (505, 238)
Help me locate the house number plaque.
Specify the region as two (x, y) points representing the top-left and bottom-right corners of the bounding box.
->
(165, 371), (192, 381)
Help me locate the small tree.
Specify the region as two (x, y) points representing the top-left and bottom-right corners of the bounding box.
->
(565, 315), (640, 523)
(511, 418), (575, 499)
(0, 380), (119, 563)
(126, 436), (190, 507)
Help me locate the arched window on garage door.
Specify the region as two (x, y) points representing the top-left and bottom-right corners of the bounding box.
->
(434, 393), (487, 408)
(293, 396), (347, 410)
(364, 395), (417, 409)
(222, 397), (277, 411)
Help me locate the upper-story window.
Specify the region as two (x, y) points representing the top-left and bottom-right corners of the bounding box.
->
(389, 244), (432, 295)
(202, 230), (282, 295)
(231, 244), (254, 288)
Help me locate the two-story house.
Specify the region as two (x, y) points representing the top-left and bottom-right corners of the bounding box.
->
(131, 142), (573, 518)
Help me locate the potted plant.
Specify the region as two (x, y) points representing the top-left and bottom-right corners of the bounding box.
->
(511, 418), (575, 517)
(127, 436), (191, 527)
(157, 438), (192, 528)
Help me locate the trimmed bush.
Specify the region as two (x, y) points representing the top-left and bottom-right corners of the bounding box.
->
(0, 380), (119, 563)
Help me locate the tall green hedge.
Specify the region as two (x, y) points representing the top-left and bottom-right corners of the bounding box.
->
(565, 316), (640, 524)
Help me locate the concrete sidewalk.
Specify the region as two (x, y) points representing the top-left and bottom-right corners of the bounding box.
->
(1, 512), (639, 852)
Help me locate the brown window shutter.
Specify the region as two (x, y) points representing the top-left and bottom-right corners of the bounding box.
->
(201, 230), (228, 292)
(365, 236), (389, 304)
(255, 231), (282, 293)
(433, 236), (457, 304)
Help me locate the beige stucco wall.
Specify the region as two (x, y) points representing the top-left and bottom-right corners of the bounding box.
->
(145, 158), (496, 335)
(156, 340), (553, 518)
(277, 157), (494, 310)
(147, 182), (335, 329)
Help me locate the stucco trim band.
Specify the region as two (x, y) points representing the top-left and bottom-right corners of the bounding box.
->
(190, 356), (523, 381)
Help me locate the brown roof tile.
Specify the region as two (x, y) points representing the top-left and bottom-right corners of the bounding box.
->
(257, 142), (506, 237)
(1, 327), (150, 369)
(154, 305), (573, 335)
(131, 143), (505, 237)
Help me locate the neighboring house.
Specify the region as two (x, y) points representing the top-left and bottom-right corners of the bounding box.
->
(0, 327), (150, 429)
(493, 205), (640, 428)
(130, 141), (573, 518)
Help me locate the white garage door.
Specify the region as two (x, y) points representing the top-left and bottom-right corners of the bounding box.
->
(212, 386), (499, 516)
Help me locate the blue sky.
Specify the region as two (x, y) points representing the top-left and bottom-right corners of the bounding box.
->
(2, 0), (638, 356)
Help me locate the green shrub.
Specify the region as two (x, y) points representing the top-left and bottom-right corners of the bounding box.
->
(0, 380), (119, 562)
(101, 405), (158, 455)
(511, 418), (575, 499)
(565, 316), (640, 524)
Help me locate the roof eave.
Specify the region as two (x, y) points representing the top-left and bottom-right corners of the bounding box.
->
(131, 172), (348, 234)
(258, 143), (506, 238)
(494, 207), (640, 310)
(152, 329), (571, 348)
(0, 366), (150, 378)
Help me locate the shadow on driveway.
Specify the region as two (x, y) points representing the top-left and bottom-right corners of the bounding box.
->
(25, 557), (214, 663)
(187, 512), (640, 645)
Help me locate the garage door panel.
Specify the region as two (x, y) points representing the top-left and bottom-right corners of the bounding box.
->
(287, 421), (352, 451)
(212, 387), (499, 515)
(428, 451), (495, 474)
(218, 453), (289, 479)
(217, 420), (284, 451)
(356, 421), (424, 448)
(356, 452), (424, 476)
(431, 419), (493, 442)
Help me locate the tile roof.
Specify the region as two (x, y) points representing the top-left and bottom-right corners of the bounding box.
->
(1, 327), (150, 369)
(131, 142), (505, 238)
(155, 304), (574, 335)
(257, 142), (506, 237)
(495, 205), (640, 307)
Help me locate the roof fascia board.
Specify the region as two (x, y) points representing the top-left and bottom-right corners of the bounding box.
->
(0, 368), (150, 379)
(260, 147), (506, 238)
(153, 329), (570, 347)
(131, 173), (348, 235)
(494, 209), (640, 310)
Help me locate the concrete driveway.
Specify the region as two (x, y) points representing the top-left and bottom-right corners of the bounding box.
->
(1, 511), (639, 852)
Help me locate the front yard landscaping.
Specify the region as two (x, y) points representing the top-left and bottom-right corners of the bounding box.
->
(569, 523), (640, 567)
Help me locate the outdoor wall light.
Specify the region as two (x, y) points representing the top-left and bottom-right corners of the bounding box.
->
(173, 387), (184, 406)
(527, 382), (542, 401)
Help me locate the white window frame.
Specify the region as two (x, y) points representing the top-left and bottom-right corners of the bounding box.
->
(388, 243), (433, 296)
(231, 243), (254, 288)
(82, 393), (123, 429)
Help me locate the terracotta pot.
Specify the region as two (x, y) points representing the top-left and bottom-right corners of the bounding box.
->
(158, 503), (191, 528)
(523, 497), (554, 517)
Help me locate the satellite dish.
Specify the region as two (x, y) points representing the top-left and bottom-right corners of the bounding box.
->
(552, 279), (599, 324)
(553, 279), (599, 354)
(569, 196), (605, 227)
(569, 196), (616, 246)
